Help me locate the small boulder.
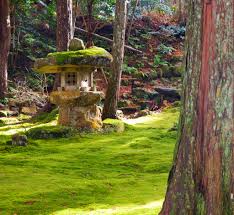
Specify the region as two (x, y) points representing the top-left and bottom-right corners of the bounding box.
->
(7, 110), (19, 117)
(116, 110), (124, 119)
(103, 119), (125, 133)
(69, 38), (85, 51)
(21, 106), (37, 115)
(132, 88), (159, 100)
(155, 87), (181, 102)
(118, 100), (132, 108)
(134, 109), (151, 118)
(11, 134), (28, 146)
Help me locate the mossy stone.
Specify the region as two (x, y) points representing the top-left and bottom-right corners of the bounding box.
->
(69, 38), (85, 51)
(26, 126), (76, 139)
(103, 119), (125, 133)
(34, 46), (113, 74)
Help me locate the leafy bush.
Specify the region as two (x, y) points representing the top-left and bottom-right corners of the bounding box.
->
(157, 44), (175, 55)
(153, 55), (169, 67)
(0, 98), (8, 105)
(159, 25), (186, 39)
(123, 64), (138, 75)
(77, 0), (115, 20)
(138, 0), (174, 15)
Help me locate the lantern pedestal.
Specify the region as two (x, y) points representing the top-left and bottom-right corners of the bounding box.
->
(51, 91), (104, 130)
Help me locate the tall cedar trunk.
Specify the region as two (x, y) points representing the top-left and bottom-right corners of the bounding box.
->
(102, 0), (128, 120)
(0, 0), (11, 99)
(160, 0), (234, 214)
(87, 0), (94, 47)
(54, 0), (73, 89)
(56, 0), (73, 51)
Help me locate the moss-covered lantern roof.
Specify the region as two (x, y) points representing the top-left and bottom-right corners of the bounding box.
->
(34, 46), (113, 74)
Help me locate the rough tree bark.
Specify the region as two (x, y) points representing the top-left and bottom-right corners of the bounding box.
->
(56, 0), (73, 51)
(160, 0), (234, 214)
(54, 0), (73, 90)
(0, 0), (11, 99)
(176, 0), (185, 22)
(86, 0), (94, 47)
(102, 0), (128, 120)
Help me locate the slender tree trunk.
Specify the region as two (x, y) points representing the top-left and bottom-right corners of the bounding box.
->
(160, 0), (234, 214)
(126, 0), (139, 44)
(0, 0), (11, 99)
(102, 0), (128, 120)
(54, 0), (73, 90)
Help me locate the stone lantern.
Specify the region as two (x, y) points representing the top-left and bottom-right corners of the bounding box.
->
(34, 38), (113, 130)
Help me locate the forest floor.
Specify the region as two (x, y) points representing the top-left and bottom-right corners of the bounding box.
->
(0, 107), (179, 215)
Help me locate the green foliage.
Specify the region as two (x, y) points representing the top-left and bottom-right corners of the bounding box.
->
(0, 119), (5, 127)
(157, 44), (175, 55)
(0, 108), (179, 214)
(77, 0), (116, 20)
(139, 0), (174, 15)
(123, 64), (138, 75)
(0, 98), (8, 105)
(153, 55), (169, 67)
(8, 0), (56, 78)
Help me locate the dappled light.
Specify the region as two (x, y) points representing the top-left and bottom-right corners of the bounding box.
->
(51, 200), (164, 215)
(0, 109), (179, 214)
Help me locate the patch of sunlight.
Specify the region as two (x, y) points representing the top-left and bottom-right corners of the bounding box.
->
(121, 137), (149, 148)
(123, 113), (160, 125)
(0, 120), (57, 136)
(51, 200), (163, 215)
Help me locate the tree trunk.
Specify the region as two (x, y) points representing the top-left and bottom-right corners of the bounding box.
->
(126, 0), (139, 44)
(102, 0), (128, 120)
(0, 0), (11, 99)
(86, 0), (94, 47)
(54, 0), (73, 90)
(160, 0), (234, 214)
(56, 0), (73, 51)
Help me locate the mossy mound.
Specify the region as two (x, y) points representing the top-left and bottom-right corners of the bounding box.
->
(31, 109), (58, 124)
(103, 119), (125, 133)
(0, 119), (5, 127)
(26, 126), (76, 139)
(34, 46), (113, 73)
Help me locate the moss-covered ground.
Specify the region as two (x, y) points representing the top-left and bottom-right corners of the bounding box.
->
(0, 108), (179, 215)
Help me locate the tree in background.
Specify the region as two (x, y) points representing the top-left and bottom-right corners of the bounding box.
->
(54, 0), (73, 89)
(0, 0), (11, 99)
(102, 0), (128, 120)
(160, 0), (233, 214)
(56, 0), (73, 51)
(175, 0), (185, 23)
